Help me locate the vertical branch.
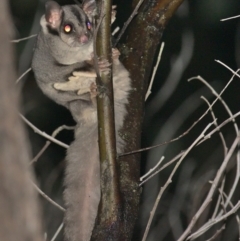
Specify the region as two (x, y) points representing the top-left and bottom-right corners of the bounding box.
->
(0, 1), (43, 241)
(92, 0), (185, 240)
(92, 0), (122, 240)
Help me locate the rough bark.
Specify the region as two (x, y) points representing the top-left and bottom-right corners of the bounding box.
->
(119, 0), (185, 240)
(92, 0), (184, 240)
(0, 1), (43, 241)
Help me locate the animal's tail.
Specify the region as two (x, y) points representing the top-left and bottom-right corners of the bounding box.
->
(64, 124), (100, 241)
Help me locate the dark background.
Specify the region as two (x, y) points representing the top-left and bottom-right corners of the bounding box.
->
(10, 0), (240, 240)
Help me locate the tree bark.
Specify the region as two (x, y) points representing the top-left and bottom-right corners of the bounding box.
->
(92, 0), (185, 240)
(0, 1), (43, 241)
(119, 0), (185, 239)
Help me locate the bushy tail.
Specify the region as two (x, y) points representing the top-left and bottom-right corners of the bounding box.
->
(64, 124), (100, 241)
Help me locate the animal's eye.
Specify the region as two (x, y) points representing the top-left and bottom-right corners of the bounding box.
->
(86, 21), (91, 30)
(63, 24), (73, 33)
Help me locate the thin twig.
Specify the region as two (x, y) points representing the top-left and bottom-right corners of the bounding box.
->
(29, 125), (75, 165)
(121, 68), (238, 157)
(31, 181), (65, 212)
(20, 114), (69, 149)
(50, 222), (64, 241)
(199, 111), (240, 143)
(140, 156), (164, 181)
(178, 135), (240, 241)
(142, 123), (214, 241)
(145, 42), (165, 101)
(139, 151), (184, 186)
(16, 67), (32, 84)
(114, 0), (145, 46)
(205, 225), (225, 241)
(221, 190), (240, 239)
(221, 15), (240, 21)
(189, 201), (240, 240)
(201, 96), (228, 156)
(193, 74), (240, 213)
(211, 178), (225, 219)
(11, 34), (37, 43)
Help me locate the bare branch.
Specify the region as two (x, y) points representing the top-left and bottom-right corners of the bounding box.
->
(114, 0), (145, 46)
(142, 123), (214, 241)
(20, 114), (69, 149)
(50, 222), (64, 241)
(139, 151), (184, 186)
(16, 67), (32, 84)
(178, 135), (240, 241)
(31, 181), (65, 212)
(221, 15), (240, 21)
(11, 34), (37, 43)
(145, 42), (165, 101)
(30, 125), (74, 165)
(140, 156), (165, 181)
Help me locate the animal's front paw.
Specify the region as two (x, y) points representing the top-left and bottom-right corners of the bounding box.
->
(111, 5), (117, 24)
(90, 82), (97, 98)
(98, 59), (111, 75)
(112, 48), (120, 61)
(72, 71), (96, 78)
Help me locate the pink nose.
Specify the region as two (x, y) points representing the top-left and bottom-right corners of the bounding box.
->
(80, 35), (89, 44)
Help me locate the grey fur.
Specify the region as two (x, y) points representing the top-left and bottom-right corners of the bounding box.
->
(31, 1), (131, 241)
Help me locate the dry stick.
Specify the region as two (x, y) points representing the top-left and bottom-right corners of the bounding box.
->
(191, 177), (239, 241)
(11, 34), (37, 43)
(221, 190), (240, 239)
(194, 70), (240, 211)
(114, 0), (145, 46)
(139, 151), (184, 186)
(201, 96), (228, 156)
(16, 67), (31, 84)
(211, 178), (225, 219)
(139, 110), (240, 183)
(194, 75), (238, 146)
(29, 125), (74, 165)
(145, 42), (165, 100)
(149, 30), (194, 115)
(205, 225), (225, 241)
(221, 15), (240, 21)
(50, 222), (64, 241)
(31, 181), (65, 212)
(201, 97), (228, 221)
(140, 156), (165, 181)
(121, 79), (233, 156)
(199, 111), (240, 143)
(142, 123), (214, 241)
(123, 69), (240, 157)
(178, 135), (240, 241)
(20, 114), (69, 148)
(188, 201), (240, 240)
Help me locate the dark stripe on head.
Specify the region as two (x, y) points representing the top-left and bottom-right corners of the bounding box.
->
(70, 6), (85, 24)
(47, 25), (59, 36)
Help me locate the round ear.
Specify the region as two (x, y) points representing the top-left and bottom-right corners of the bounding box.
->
(82, 0), (97, 17)
(45, 1), (63, 29)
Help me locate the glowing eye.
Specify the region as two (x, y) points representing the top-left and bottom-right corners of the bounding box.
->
(86, 21), (91, 30)
(63, 24), (72, 33)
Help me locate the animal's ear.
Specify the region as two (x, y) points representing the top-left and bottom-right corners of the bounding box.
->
(45, 1), (63, 29)
(82, 0), (97, 17)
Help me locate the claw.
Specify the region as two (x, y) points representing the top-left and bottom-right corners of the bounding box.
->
(112, 48), (120, 60)
(98, 59), (111, 74)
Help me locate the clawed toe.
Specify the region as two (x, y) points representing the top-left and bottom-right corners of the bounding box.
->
(112, 48), (120, 60)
